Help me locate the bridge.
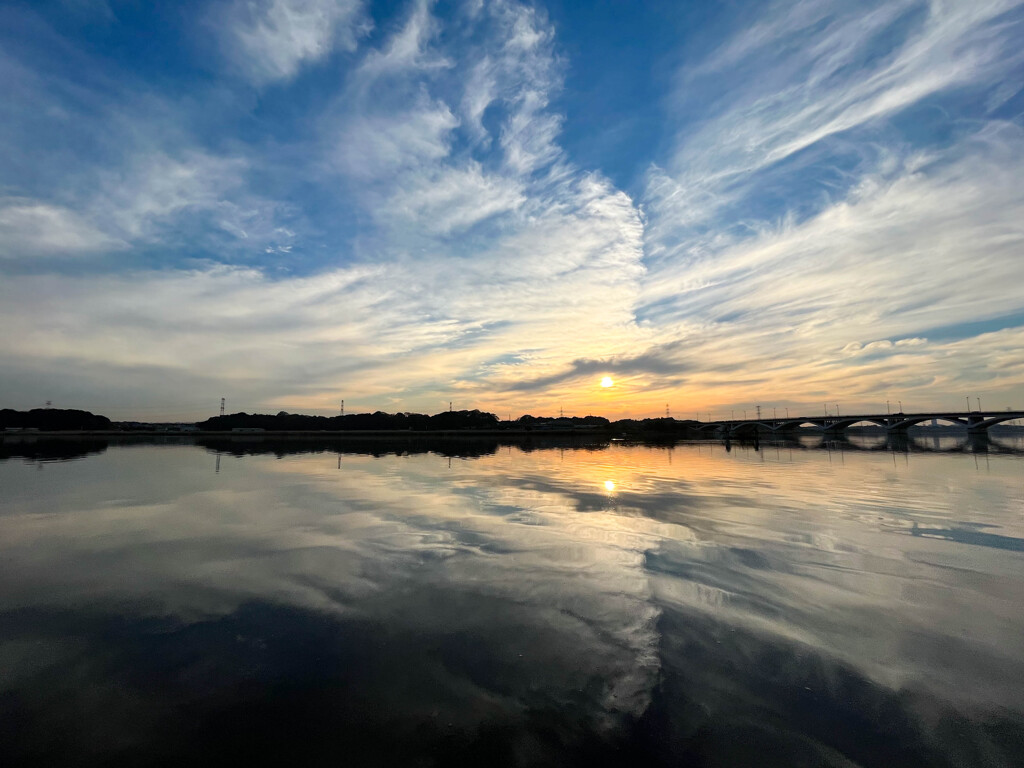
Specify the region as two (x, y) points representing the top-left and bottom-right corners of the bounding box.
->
(694, 410), (1024, 436)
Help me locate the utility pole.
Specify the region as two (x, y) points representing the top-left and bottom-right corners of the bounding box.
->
(977, 397), (982, 411)
(898, 400), (902, 413)
(966, 396), (971, 412)
(887, 400), (890, 415)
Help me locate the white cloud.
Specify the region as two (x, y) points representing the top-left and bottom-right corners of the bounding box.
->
(355, 0), (447, 80)
(489, 1), (563, 176)
(219, 0), (370, 84)
(334, 100), (459, 179)
(98, 152), (246, 237)
(384, 163), (525, 234)
(332, 0), (564, 185)
(0, 199), (126, 258)
(72, 150), (295, 256)
(0, 17), (298, 264)
(650, 0), (1024, 251)
(636, 124), (1024, 410)
(460, 57), (497, 145)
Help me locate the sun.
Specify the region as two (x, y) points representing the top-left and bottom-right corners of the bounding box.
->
(600, 376), (614, 388)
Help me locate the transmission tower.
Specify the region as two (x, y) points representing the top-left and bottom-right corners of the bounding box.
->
(340, 399), (344, 417)
(666, 404), (670, 418)
(220, 397), (225, 417)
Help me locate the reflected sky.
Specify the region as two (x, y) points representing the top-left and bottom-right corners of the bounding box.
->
(1, 440), (1022, 766)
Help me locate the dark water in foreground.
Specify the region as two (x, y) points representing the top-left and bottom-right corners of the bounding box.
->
(1, 436), (1022, 767)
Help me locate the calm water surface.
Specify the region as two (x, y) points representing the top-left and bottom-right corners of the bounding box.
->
(1, 436), (1022, 766)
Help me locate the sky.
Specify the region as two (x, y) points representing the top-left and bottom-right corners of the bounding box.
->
(1, 0), (1023, 421)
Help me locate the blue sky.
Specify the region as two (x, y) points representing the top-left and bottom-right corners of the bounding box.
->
(1, 0), (1023, 420)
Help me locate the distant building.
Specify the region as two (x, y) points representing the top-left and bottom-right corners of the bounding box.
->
(533, 419), (575, 431)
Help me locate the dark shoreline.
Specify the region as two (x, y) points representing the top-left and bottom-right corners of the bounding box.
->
(3, 425), (1022, 438)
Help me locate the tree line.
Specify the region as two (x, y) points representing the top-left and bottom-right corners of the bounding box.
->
(1, 408), (112, 431)
(198, 409), (503, 431)
(198, 411), (691, 433)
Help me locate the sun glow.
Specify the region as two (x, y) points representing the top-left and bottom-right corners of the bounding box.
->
(600, 377), (614, 388)
(604, 480), (616, 492)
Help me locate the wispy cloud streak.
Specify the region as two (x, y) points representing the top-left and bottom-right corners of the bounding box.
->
(217, 0), (370, 84)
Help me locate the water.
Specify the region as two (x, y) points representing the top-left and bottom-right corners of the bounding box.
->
(1, 435), (1022, 766)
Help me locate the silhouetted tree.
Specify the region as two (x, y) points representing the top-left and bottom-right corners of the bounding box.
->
(0, 408), (111, 431)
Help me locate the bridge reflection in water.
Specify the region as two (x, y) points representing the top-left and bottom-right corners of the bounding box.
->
(698, 410), (1024, 437)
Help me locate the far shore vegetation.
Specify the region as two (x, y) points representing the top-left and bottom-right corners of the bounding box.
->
(1, 407), (692, 435)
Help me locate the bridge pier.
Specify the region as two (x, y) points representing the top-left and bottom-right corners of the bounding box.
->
(822, 419), (845, 435)
(966, 432), (991, 451)
(966, 415), (989, 434)
(885, 432), (911, 452)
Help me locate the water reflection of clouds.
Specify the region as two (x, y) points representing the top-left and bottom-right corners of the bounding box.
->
(2, 448), (667, 721)
(0, 443), (1022, 764)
